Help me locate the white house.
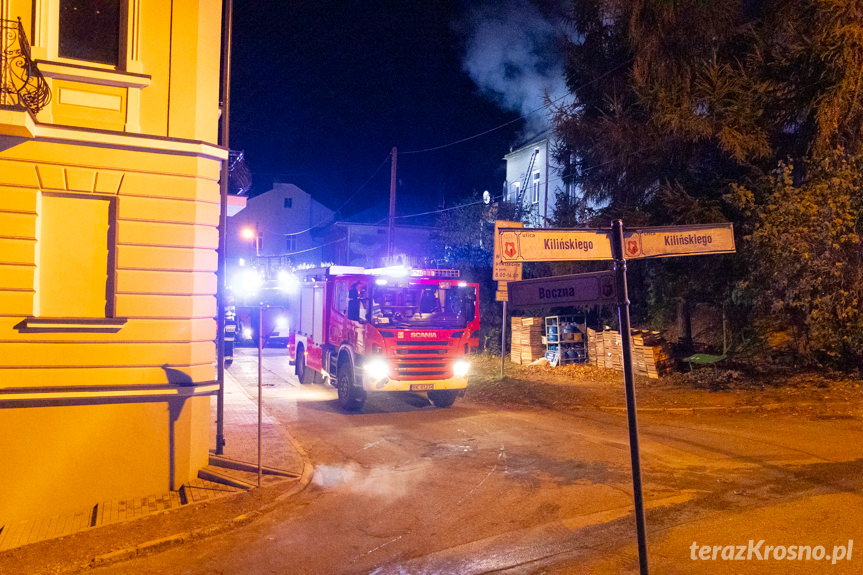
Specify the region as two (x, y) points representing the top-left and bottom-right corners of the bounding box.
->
(318, 220), (435, 268)
(226, 183), (334, 268)
(503, 132), (570, 227)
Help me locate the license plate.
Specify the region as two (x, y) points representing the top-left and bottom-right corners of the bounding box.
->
(410, 384), (434, 391)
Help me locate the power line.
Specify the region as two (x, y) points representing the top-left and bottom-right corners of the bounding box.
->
(401, 58), (633, 156)
(400, 93), (568, 156)
(257, 59), (637, 236)
(273, 236), (348, 258)
(260, 153), (391, 238)
(373, 197), (491, 226)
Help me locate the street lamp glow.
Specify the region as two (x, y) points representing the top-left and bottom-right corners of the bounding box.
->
(241, 227), (256, 240)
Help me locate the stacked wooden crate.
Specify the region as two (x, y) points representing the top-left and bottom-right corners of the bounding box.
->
(586, 327), (604, 367)
(632, 330), (673, 378)
(602, 328), (623, 370)
(521, 317), (546, 364)
(586, 327), (673, 378)
(510, 318), (523, 364)
(510, 317), (544, 364)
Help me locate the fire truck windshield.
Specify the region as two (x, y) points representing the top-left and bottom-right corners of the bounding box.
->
(368, 284), (476, 328)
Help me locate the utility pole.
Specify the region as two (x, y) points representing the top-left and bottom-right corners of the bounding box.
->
(387, 146), (397, 262)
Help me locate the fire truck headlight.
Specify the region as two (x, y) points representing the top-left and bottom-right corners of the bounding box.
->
(453, 360), (471, 377)
(363, 357), (389, 381)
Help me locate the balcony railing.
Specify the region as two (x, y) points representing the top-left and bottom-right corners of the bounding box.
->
(1, 18), (51, 114)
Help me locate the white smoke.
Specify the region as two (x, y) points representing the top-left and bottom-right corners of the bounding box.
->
(313, 462), (435, 498)
(459, 0), (569, 137)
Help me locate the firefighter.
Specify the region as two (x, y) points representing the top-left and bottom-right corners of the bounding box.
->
(348, 281), (368, 321)
(224, 290), (237, 367)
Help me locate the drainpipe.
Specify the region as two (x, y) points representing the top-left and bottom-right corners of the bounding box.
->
(215, 0), (233, 455)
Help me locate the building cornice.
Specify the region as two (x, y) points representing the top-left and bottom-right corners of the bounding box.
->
(0, 382), (219, 405)
(30, 122), (228, 161)
(36, 60), (152, 89)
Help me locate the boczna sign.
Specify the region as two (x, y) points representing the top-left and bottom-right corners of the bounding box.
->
(507, 271), (617, 308)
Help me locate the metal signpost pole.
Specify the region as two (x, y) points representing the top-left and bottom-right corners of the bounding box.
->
(492, 221), (523, 378)
(497, 218), (734, 575)
(500, 300), (507, 378)
(256, 227), (263, 487)
(612, 220), (649, 575)
(257, 302), (263, 487)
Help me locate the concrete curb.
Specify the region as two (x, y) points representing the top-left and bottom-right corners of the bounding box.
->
(88, 433), (315, 571)
(596, 400), (860, 416)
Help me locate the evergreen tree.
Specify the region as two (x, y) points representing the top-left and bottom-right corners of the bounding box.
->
(552, 0), (863, 366)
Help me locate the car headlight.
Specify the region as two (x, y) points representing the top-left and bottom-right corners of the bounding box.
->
(363, 357), (389, 380)
(453, 360), (470, 377)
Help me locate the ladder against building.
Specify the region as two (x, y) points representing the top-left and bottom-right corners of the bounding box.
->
(516, 147), (540, 205)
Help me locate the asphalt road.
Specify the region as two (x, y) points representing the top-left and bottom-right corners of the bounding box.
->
(92, 348), (863, 574)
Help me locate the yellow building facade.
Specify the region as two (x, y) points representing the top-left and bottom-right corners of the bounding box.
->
(0, 0), (225, 521)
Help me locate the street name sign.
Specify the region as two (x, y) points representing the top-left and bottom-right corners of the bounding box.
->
(508, 271), (617, 308)
(498, 227), (613, 262)
(496, 280), (509, 302)
(490, 219), (736, 575)
(623, 223), (735, 259)
(493, 220), (524, 281)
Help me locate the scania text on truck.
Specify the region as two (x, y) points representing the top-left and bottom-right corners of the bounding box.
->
(287, 266), (479, 412)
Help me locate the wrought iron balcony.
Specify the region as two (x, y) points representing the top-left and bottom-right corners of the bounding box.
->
(1, 18), (51, 114)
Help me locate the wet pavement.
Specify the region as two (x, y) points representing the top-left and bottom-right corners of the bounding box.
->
(2, 348), (861, 575)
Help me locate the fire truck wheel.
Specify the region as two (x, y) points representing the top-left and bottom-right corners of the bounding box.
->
(296, 347), (312, 384)
(427, 389), (458, 408)
(337, 363), (366, 412)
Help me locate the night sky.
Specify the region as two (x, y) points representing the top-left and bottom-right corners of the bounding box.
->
(229, 1), (569, 222)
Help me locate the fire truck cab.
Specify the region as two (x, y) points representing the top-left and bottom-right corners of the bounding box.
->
(287, 266), (479, 412)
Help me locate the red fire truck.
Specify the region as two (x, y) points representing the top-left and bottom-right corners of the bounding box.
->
(287, 266), (479, 412)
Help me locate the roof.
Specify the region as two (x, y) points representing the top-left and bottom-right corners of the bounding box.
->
(504, 129), (553, 158)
